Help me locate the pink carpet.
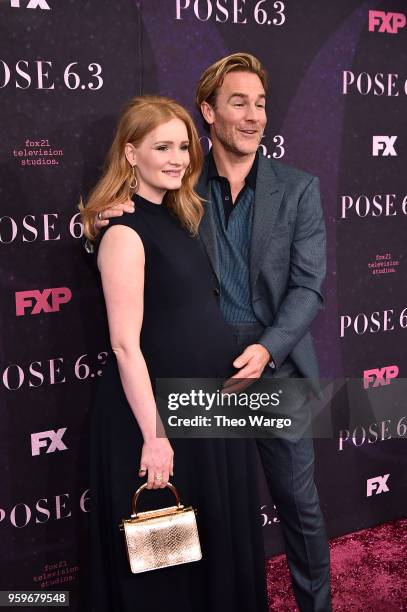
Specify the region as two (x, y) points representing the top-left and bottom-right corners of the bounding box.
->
(266, 518), (407, 611)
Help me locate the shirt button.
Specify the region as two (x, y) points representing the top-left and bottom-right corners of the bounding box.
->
(224, 196), (230, 201)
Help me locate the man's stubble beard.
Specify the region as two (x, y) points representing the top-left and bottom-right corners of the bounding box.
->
(211, 123), (264, 157)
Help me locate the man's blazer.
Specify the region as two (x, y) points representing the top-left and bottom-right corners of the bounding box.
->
(196, 153), (326, 382)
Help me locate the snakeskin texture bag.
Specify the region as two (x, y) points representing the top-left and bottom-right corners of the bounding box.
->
(119, 481), (202, 573)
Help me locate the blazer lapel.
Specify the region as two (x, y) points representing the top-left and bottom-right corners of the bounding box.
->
(250, 154), (285, 291)
(197, 157), (220, 283)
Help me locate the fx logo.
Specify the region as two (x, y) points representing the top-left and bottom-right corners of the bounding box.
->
(9, 0), (50, 8)
(372, 136), (397, 157)
(363, 365), (399, 389)
(31, 428), (67, 456)
(366, 474), (390, 497)
(368, 10), (406, 34)
(15, 287), (72, 316)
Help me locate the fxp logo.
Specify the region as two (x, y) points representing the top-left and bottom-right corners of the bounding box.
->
(368, 10), (406, 34)
(9, 0), (51, 8)
(15, 287), (72, 316)
(363, 365), (399, 389)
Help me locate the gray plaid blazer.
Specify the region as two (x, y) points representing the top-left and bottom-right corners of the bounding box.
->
(196, 153), (326, 382)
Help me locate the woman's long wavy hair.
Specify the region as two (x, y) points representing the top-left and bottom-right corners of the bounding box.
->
(79, 95), (204, 241)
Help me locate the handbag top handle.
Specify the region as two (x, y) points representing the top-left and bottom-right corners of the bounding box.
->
(131, 481), (183, 517)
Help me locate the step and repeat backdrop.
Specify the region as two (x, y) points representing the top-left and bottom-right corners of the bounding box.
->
(1, 0), (406, 607)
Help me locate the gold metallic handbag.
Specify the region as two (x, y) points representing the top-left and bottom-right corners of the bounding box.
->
(119, 481), (202, 573)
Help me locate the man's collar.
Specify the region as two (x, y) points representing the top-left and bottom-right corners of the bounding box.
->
(206, 149), (259, 190)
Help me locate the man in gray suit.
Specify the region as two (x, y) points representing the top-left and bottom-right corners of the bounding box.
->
(95, 53), (331, 611)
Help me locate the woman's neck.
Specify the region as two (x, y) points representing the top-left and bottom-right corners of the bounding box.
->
(136, 185), (166, 205)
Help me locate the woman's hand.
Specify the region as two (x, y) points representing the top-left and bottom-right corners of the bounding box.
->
(139, 437), (174, 489)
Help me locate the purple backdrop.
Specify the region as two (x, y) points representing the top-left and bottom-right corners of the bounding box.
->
(1, 0), (406, 607)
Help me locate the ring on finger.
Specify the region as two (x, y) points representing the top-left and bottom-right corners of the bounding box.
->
(154, 474), (163, 481)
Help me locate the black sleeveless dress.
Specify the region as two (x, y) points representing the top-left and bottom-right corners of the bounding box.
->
(88, 194), (268, 612)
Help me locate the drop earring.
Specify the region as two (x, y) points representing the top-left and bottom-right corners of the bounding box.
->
(129, 165), (138, 190)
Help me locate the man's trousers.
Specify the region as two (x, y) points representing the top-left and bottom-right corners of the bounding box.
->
(230, 322), (332, 612)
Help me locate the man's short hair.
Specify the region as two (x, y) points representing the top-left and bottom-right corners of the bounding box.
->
(195, 52), (268, 128)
